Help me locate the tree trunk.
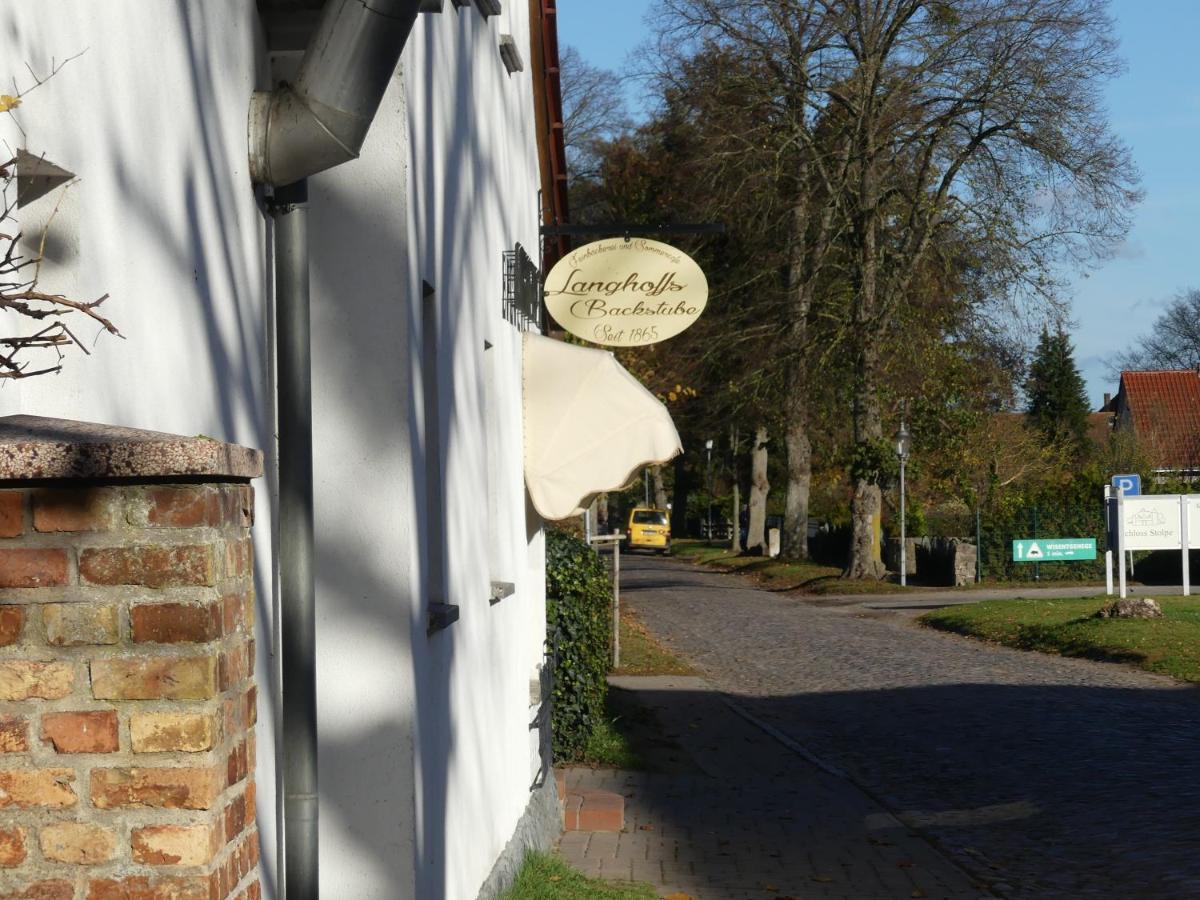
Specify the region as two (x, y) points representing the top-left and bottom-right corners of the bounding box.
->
(747, 425), (769, 554)
(847, 477), (884, 578)
(781, 196), (814, 560)
(731, 482), (741, 552)
(845, 153), (887, 579)
(846, 343), (886, 577)
(729, 425), (742, 553)
(671, 454), (688, 537)
(783, 370), (811, 560)
(652, 465), (668, 511)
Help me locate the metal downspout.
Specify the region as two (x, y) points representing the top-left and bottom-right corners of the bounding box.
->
(252, 3), (420, 896)
(269, 181), (317, 899)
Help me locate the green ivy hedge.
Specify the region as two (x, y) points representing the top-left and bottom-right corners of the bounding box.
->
(545, 528), (612, 762)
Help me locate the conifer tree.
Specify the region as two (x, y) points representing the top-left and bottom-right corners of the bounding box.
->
(1026, 329), (1092, 454)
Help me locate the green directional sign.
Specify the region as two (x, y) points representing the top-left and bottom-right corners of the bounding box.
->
(1012, 538), (1097, 562)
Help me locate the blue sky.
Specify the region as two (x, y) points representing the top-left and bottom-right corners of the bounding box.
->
(557, 0), (1199, 408)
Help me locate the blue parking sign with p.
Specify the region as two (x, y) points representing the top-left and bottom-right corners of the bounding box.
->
(1112, 474), (1141, 496)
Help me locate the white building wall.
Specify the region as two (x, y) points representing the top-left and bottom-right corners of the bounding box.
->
(400, 5), (547, 898)
(1, 2), (547, 898)
(0, 3), (281, 896)
(306, 65), (421, 900)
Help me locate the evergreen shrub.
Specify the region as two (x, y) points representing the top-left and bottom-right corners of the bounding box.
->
(545, 528), (612, 761)
(979, 470), (1106, 581)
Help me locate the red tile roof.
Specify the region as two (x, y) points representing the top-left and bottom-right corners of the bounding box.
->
(1118, 370), (1200, 470)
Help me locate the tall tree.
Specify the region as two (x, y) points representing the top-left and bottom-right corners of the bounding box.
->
(651, 5), (848, 561)
(816, 0), (1140, 577)
(1026, 328), (1091, 453)
(1114, 288), (1200, 372)
(559, 46), (631, 189)
(577, 83), (795, 518)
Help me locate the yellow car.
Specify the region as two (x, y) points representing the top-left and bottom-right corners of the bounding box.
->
(626, 508), (671, 554)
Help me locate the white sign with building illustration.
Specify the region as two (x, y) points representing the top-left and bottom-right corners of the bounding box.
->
(1120, 495), (1186, 550)
(1109, 490), (1200, 599)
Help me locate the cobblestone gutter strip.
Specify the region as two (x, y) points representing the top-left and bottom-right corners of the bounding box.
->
(720, 696), (848, 779)
(721, 694), (1003, 898)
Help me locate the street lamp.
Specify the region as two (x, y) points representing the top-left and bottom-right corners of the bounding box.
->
(705, 438), (714, 544)
(895, 419), (911, 586)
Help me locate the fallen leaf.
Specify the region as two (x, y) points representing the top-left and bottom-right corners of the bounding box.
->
(0, 95), (20, 113)
(638, 824), (654, 831)
(663, 894), (693, 900)
(897, 860), (915, 869)
(912, 890), (926, 898)
(549, 875), (561, 882)
(811, 873), (834, 883)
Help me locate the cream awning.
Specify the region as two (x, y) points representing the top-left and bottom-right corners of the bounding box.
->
(523, 333), (682, 521)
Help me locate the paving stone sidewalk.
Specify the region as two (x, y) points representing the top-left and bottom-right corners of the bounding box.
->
(557, 675), (990, 900)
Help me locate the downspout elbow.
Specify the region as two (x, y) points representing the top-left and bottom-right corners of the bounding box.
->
(250, 87), (360, 187)
(250, 0), (420, 187)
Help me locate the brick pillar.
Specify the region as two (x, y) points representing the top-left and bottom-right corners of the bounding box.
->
(0, 416), (263, 900)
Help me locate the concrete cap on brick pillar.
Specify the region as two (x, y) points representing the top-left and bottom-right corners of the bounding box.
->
(0, 416), (263, 481)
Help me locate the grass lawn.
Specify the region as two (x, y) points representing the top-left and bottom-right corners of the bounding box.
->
(614, 607), (698, 676)
(921, 596), (1200, 683)
(671, 539), (904, 595)
(580, 704), (642, 769)
(577, 608), (698, 769)
(500, 852), (657, 900)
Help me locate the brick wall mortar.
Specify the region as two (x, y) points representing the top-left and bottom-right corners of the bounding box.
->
(0, 480), (260, 899)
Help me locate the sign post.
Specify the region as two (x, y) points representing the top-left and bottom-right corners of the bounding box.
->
(588, 532), (623, 669)
(1182, 495), (1191, 597)
(1104, 484), (1114, 595)
(1113, 475), (1141, 583)
(1117, 489), (1126, 599)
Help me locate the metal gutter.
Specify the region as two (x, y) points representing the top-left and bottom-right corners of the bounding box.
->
(527, 0), (570, 269)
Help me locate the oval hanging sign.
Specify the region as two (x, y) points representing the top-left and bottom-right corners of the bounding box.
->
(543, 237), (708, 347)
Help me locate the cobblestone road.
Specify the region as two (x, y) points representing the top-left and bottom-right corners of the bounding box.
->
(622, 554), (1200, 899)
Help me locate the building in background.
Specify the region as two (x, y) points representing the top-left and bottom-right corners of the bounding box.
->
(1102, 370), (1200, 477)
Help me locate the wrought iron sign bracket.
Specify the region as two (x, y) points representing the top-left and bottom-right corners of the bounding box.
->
(539, 222), (726, 242)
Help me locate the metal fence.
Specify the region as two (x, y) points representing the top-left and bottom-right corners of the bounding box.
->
(976, 502), (1107, 582)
